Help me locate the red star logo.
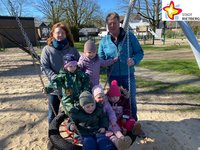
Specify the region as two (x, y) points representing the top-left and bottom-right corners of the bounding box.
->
(163, 1), (182, 20)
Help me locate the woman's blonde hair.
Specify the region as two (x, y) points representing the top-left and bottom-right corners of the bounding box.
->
(47, 22), (74, 47)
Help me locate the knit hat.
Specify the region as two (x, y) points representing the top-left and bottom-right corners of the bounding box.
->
(84, 40), (96, 53)
(92, 84), (104, 97)
(108, 80), (121, 97)
(79, 91), (95, 107)
(63, 54), (77, 69)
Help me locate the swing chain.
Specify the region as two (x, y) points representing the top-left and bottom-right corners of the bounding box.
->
(8, 0), (40, 61)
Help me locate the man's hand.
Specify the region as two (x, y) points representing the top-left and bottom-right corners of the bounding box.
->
(113, 57), (118, 62)
(127, 58), (135, 66)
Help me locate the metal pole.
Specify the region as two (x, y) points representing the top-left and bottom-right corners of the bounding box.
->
(178, 21), (200, 69)
(122, 0), (137, 31)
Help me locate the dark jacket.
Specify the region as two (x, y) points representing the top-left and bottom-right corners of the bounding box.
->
(46, 68), (90, 113)
(70, 103), (109, 136)
(108, 95), (131, 120)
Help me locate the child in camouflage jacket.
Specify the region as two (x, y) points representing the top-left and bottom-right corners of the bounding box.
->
(45, 54), (90, 114)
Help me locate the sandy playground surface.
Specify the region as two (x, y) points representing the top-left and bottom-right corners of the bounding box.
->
(0, 46), (200, 150)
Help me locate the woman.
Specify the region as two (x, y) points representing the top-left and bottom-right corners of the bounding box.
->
(40, 22), (80, 125)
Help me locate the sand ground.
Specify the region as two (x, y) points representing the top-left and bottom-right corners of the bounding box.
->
(0, 45), (200, 150)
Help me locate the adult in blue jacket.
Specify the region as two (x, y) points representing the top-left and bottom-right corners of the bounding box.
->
(98, 12), (144, 121)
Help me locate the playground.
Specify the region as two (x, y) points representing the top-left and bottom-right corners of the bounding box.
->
(0, 40), (200, 149)
(0, 0), (200, 149)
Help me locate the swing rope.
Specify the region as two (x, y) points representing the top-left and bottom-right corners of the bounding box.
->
(8, 0), (58, 116)
(121, 0), (136, 118)
(126, 25), (132, 118)
(104, 0), (135, 118)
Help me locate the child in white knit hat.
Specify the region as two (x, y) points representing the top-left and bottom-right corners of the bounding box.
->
(92, 84), (132, 150)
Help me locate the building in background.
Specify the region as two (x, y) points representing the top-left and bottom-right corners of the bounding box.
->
(0, 16), (36, 48)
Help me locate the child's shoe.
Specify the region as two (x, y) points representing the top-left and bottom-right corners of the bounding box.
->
(137, 129), (146, 139)
(122, 136), (132, 149)
(132, 122), (141, 136)
(112, 138), (124, 150)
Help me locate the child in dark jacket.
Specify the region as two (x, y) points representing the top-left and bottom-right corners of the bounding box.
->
(45, 54), (90, 114)
(70, 91), (116, 150)
(107, 80), (142, 138)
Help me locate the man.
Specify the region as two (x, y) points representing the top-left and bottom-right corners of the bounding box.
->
(98, 12), (144, 121)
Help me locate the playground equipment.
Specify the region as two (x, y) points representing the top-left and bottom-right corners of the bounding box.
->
(4, 0), (200, 149)
(178, 21), (200, 69)
(148, 28), (163, 40)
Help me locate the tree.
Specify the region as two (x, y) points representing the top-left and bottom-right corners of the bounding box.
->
(1, 0), (28, 17)
(32, 0), (66, 25)
(64, 0), (100, 27)
(118, 0), (162, 44)
(33, 0), (103, 41)
(63, 0), (102, 41)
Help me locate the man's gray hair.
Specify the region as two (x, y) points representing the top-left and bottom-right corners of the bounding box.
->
(106, 12), (120, 23)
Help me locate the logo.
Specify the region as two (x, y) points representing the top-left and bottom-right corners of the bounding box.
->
(162, 0), (200, 21)
(162, 1), (182, 20)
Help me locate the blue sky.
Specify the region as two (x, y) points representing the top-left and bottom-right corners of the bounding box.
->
(0, 0), (126, 19)
(97, 0), (121, 13)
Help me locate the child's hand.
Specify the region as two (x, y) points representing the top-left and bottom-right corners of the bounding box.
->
(113, 57), (118, 62)
(111, 122), (117, 127)
(70, 123), (77, 131)
(122, 118), (126, 124)
(122, 127), (127, 135)
(120, 87), (130, 99)
(98, 128), (106, 133)
(43, 87), (53, 94)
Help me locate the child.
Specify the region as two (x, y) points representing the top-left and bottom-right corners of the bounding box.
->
(92, 84), (132, 150)
(78, 40), (118, 88)
(107, 80), (142, 138)
(45, 54), (90, 114)
(69, 91), (116, 150)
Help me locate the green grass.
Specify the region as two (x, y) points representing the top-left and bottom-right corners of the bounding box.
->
(137, 76), (200, 94)
(74, 42), (85, 52)
(141, 44), (190, 50)
(100, 73), (200, 103)
(75, 41), (190, 52)
(140, 59), (200, 77)
(136, 76), (200, 103)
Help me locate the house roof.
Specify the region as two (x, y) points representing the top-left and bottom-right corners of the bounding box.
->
(79, 28), (99, 33)
(35, 22), (50, 28)
(0, 15), (34, 20)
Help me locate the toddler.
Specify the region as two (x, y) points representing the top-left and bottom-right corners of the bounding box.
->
(70, 91), (116, 150)
(78, 40), (118, 87)
(45, 54), (90, 114)
(107, 80), (142, 138)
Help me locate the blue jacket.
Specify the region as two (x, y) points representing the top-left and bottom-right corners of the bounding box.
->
(98, 29), (144, 76)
